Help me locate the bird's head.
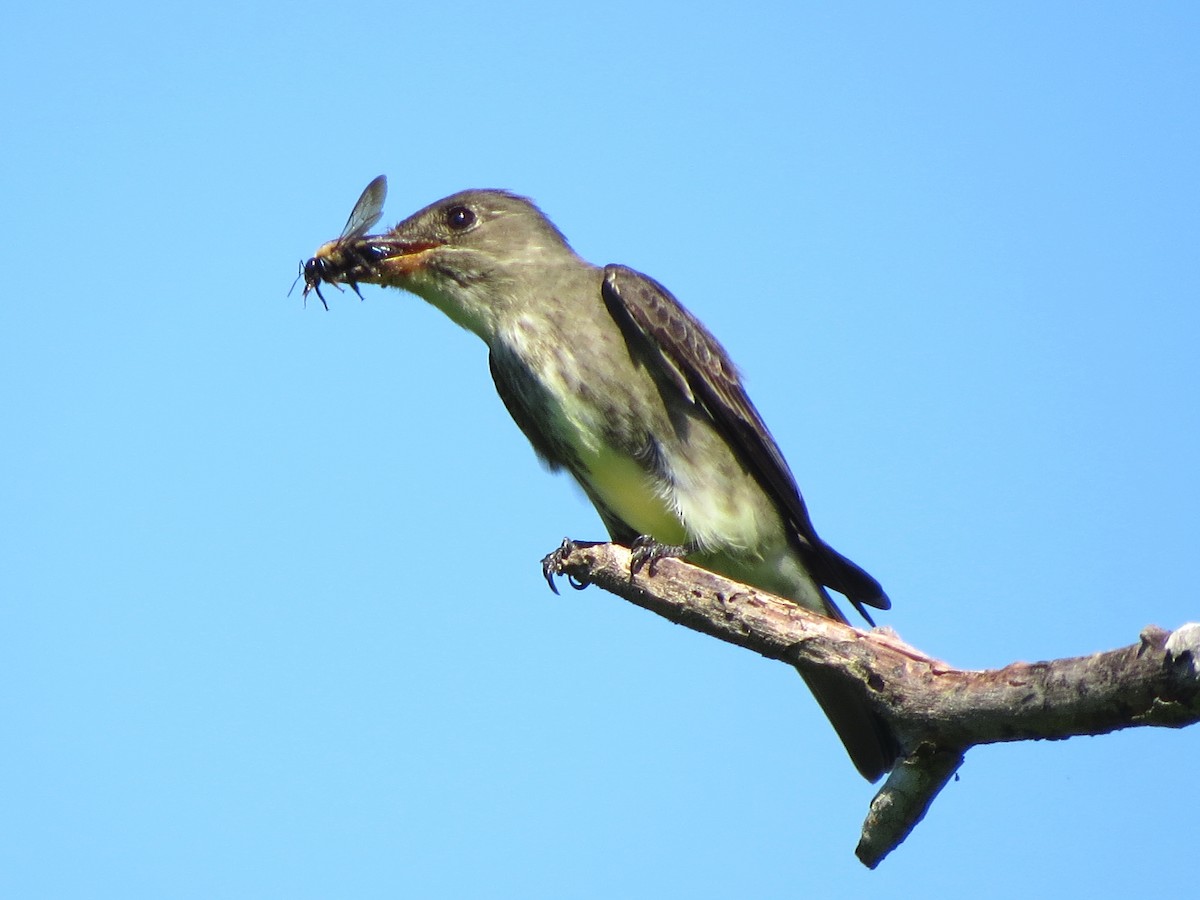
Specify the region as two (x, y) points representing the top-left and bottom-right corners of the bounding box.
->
(357, 189), (582, 338)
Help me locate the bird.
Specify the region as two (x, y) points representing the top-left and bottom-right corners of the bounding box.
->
(302, 180), (898, 781)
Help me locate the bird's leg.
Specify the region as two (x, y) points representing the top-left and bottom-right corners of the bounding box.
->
(629, 535), (692, 577)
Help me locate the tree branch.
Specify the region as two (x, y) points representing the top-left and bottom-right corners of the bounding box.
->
(542, 540), (1200, 868)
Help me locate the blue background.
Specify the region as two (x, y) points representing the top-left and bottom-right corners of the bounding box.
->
(3, 3), (1197, 896)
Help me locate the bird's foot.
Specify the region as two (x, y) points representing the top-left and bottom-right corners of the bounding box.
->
(541, 538), (592, 594)
(629, 535), (690, 577)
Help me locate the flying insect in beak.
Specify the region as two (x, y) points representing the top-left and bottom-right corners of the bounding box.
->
(294, 175), (389, 309)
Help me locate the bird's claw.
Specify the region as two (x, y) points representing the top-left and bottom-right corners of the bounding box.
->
(629, 535), (689, 577)
(541, 538), (589, 594)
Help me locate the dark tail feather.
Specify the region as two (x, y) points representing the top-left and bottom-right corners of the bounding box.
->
(798, 667), (899, 782)
(803, 542), (891, 625)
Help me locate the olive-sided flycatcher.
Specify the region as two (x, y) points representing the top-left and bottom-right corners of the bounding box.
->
(303, 180), (898, 781)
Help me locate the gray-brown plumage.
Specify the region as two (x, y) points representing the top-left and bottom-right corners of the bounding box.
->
(319, 184), (897, 781)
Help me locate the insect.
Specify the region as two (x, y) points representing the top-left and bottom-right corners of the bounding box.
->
(295, 174), (389, 309)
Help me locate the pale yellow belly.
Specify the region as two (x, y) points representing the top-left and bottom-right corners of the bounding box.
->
(577, 444), (688, 546)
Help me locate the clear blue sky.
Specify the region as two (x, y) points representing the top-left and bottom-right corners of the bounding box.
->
(3, 3), (1197, 896)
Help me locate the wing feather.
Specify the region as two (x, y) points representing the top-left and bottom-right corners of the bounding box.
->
(601, 264), (888, 618)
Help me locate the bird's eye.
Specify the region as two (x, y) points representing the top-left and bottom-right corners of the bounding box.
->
(446, 205), (476, 231)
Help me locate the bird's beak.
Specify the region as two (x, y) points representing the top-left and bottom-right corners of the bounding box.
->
(364, 238), (443, 281)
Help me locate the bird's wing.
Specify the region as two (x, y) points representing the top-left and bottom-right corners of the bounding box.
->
(601, 264), (888, 618)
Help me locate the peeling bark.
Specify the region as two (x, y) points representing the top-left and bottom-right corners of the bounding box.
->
(542, 540), (1200, 867)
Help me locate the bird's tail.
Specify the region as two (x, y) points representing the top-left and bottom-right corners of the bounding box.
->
(798, 667), (899, 782)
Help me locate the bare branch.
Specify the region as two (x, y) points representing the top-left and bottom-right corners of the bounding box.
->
(542, 540), (1200, 867)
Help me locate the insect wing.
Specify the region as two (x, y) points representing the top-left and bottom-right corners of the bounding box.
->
(340, 175), (387, 242)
